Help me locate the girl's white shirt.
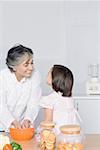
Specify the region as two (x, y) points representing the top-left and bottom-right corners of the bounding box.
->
(0, 67), (42, 131)
(39, 91), (81, 134)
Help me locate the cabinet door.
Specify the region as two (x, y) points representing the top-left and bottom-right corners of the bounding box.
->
(75, 100), (100, 134)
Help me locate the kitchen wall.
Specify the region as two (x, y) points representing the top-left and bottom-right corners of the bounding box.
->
(0, 1), (100, 95)
(64, 1), (100, 94)
(0, 1), (66, 94)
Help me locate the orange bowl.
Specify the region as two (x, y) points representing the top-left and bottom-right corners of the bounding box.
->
(10, 127), (35, 141)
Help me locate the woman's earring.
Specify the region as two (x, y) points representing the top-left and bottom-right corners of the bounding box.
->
(13, 68), (16, 72)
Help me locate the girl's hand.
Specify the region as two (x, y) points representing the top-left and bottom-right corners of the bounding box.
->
(21, 119), (31, 128)
(11, 120), (21, 129)
(44, 108), (53, 121)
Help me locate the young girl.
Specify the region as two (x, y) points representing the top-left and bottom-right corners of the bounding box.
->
(39, 64), (81, 134)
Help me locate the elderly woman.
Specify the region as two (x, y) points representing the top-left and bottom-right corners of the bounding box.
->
(0, 44), (42, 131)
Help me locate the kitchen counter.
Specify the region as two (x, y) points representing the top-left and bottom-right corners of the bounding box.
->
(73, 95), (100, 100)
(4, 134), (100, 150)
(85, 134), (100, 150)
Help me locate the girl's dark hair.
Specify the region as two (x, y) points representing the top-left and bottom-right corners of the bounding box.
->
(51, 65), (74, 97)
(6, 44), (33, 71)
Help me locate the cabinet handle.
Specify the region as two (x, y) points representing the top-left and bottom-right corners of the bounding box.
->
(76, 102), (79, 111)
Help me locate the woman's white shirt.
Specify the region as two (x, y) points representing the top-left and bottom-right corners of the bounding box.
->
(39, 92), (81, 133)
(0, 67), (42, 131)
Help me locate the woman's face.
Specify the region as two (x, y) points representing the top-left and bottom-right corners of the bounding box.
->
(14, 55), (34, 81)
(46, 68), (52, 86)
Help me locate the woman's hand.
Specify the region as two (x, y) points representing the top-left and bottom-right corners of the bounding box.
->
(21, 119), (31, 128)
(11, 120), (21, 129)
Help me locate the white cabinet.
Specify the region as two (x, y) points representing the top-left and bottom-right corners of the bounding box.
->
(74, 96), (100, 134)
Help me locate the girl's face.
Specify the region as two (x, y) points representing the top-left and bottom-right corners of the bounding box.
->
(14, 55), (34, 81)
(46, 68), (52, 86)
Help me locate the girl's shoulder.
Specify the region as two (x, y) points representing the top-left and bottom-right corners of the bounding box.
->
(39, 92), (57, 108)
(55, 92), (74, 101)
(45, 91), (62, 100)
(57, 94), (75, 108)
(42, 92), (57, 100)
(43, 92), (74, 102)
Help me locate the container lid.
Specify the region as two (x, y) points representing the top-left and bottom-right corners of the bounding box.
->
(40, 121), (55, 128)
(60, 125), (81, 134)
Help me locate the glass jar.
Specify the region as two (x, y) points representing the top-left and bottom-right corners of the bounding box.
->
(39, 121), (56, 150)
(57, 125), (84, 150)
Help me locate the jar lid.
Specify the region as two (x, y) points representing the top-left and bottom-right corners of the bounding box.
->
(60, 125), (81, 134)
(40, 121), (55, 128)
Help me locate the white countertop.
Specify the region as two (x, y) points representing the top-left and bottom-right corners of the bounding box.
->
(73, 94), (100, 100)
